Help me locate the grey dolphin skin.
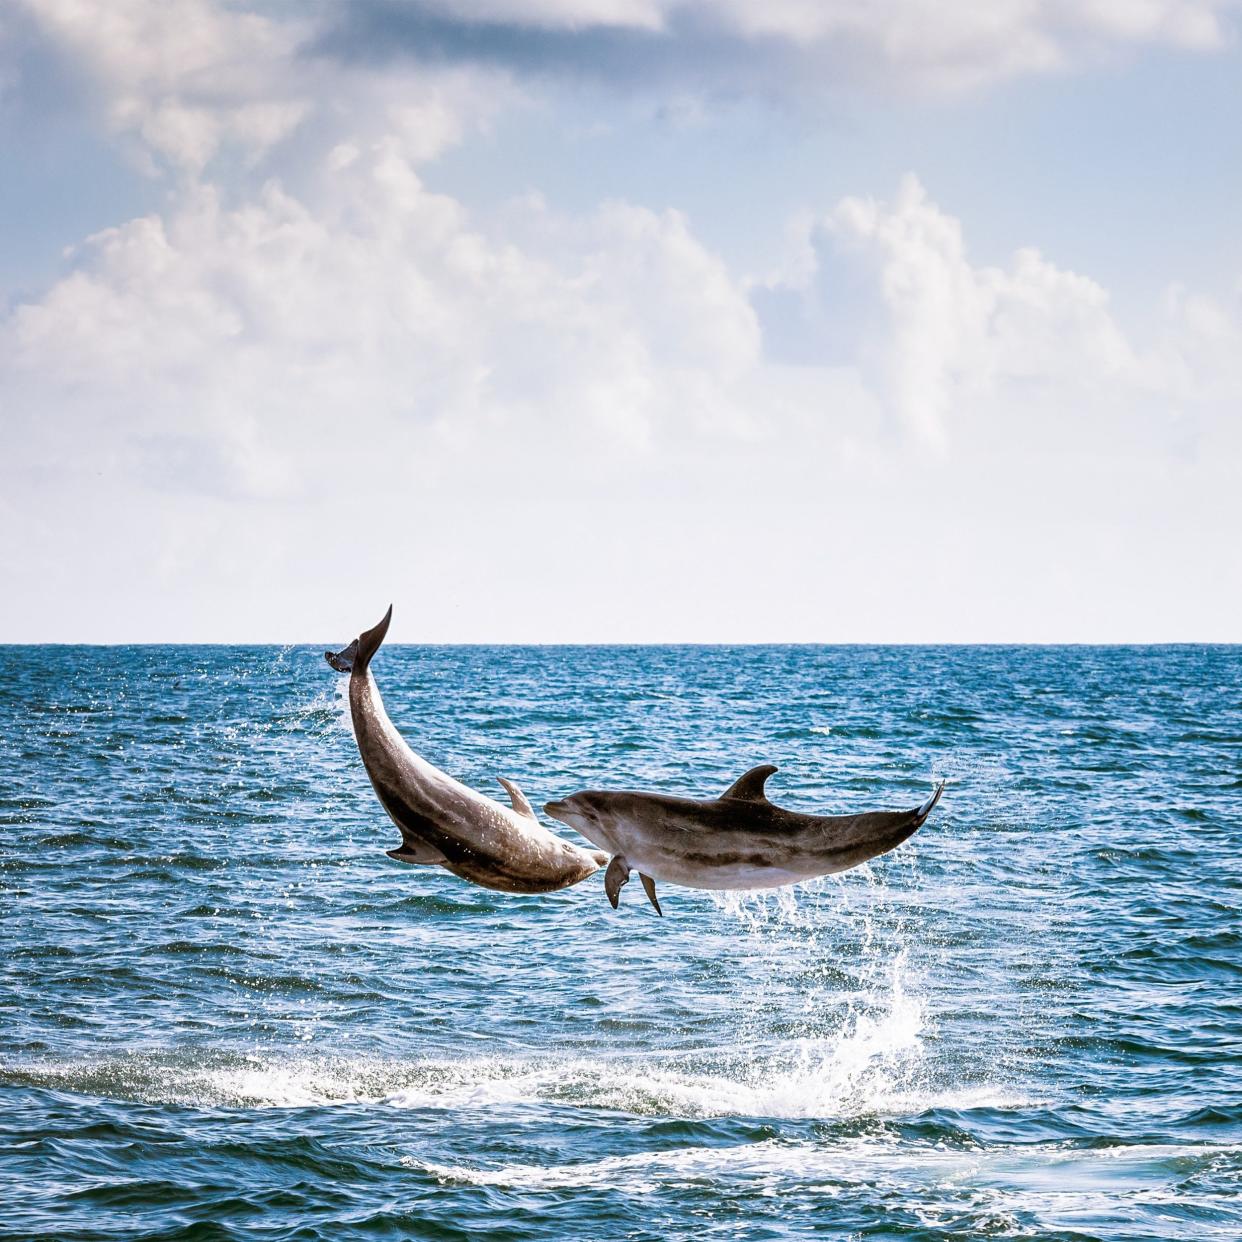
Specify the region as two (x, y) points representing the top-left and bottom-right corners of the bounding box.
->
(544, 767), (945, 914)
(326, 607), (605, 894)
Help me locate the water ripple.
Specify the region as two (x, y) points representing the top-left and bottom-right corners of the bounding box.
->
(0, 644), (1238, 1240)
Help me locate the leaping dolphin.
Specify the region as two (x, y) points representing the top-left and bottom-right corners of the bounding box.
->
(544, 767), (944, 914)
(326, 607), (606, 894)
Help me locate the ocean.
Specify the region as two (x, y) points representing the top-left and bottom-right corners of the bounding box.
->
(1, 644), (1238, 1240)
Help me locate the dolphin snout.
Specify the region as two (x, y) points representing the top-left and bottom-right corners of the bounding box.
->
(544, 800), (568, 819)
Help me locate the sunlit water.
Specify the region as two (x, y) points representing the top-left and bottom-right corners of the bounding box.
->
(1, 645), (1238, 1240)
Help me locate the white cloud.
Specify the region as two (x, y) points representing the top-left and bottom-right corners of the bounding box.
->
(1158, 281), (1242, 404)
(709, 0), (1230, 72)
(1, 135), (772, 501)
(15, 0), (311, 172)
(752, 175), (1226, 445)
(6, 147), (1237, 502)
(411, 0), (669, 29)
(11, 0), (517, 176)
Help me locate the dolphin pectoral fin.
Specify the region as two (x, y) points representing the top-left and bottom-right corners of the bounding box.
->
(639, 873), (663, 916)
(497, 777), (537, 820)
(913, 781), (946, 826)
(386, 842), (448, 866)
(604, 855), (630, 909)
(721, 764), (779, 803)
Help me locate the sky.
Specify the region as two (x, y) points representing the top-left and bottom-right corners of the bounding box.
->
(1, 0), (1239, 643)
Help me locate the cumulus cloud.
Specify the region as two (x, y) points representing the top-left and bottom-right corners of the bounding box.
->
(7, 142), (1234, 515)
(1, 136), (771, 500)
(750, 175), (1232, 446)
(3, 0), (1235, 468)
(2, 0), (782, 507)
(9, 0), (520, 177)
(12, 0), (310, 172)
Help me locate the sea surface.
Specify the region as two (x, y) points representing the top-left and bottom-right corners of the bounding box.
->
(1, 644), (1239, 1241)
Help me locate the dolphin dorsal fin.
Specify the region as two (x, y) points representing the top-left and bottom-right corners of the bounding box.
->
(497, 777), (537, 820)
(721, 764), (778, 802)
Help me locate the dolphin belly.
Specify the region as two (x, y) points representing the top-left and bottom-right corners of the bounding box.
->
(636, 854), (811, 890)
(620, 836), (823, 891)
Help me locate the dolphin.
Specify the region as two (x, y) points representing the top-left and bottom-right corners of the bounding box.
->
(544, 766), (944, 914)
(326, 607), (605, 893)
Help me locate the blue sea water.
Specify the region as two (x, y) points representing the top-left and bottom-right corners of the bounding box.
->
(0, 644), (1239, 1241)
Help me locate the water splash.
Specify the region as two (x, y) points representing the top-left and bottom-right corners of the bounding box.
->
(3, 1021), (954, 1121)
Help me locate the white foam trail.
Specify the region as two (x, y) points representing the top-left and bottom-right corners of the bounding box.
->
(404, 1137), (1241, 1193)
(409, 1140), (816, 1190)
(378, 951), (931, 1119)
(7, 1039), (1037, 1118)
(3, 971), (956, 1121)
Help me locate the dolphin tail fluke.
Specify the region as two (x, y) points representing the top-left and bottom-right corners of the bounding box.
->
(325, 638), (359, 673)
(913, 780), (945, 826)
(325, 606), (392, 674)
(354, 605), (393, 672)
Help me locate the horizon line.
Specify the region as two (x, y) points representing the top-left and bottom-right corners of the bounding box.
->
(1, 639), (1238, 649)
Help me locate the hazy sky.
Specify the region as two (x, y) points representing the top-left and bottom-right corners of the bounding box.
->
(2, 0), (1239, 642)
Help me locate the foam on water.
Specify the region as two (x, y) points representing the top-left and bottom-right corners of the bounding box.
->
(4, 939), (954, 1119)
(5, 1043), (1024, 1119)
(406, 1136), (1242, 1196)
